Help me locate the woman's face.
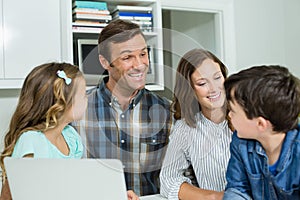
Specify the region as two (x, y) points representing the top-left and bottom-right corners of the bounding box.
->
(191, 58), (226, 111)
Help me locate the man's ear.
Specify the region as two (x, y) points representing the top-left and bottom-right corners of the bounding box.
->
(99, 55), (110, 70)
(257, 117), (272, 131)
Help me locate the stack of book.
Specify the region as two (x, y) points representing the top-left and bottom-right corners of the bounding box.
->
(111, 5), (153, 32)
(72, 0), (112, 33)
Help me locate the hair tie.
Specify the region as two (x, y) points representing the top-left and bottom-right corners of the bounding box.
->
(57, 70), (72, 85)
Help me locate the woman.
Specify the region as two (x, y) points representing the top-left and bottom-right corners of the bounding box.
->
(160, 49), (232, 200)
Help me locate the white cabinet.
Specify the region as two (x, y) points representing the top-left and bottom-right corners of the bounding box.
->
(0, 1), (3, 79)
(70, 0), (164, 91)
(0, 0), (66, 89)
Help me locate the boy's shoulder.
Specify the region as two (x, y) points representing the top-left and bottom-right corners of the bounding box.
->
(291, 124), (300, 142)
(231, 131), (258, 152)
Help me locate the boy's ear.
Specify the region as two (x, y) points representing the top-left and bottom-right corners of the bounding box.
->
(99, 55), (110, 70)
(257, 117), (272, 131)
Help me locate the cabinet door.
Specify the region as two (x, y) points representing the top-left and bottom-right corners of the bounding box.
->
(0, 0), (4, 79)
(3, 0), (61, 79)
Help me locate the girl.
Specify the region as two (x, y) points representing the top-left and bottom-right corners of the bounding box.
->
(0, 62), (87, 199)
(160, 49), (233, 200)
(0, 62), (139, 200)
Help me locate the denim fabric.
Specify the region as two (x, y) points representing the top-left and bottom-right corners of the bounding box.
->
(224, 125), (300, 200)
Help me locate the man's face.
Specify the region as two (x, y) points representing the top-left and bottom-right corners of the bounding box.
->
(106, 34), (149, 92)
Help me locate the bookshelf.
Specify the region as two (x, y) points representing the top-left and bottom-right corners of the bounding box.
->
(70, 0), (164, 91)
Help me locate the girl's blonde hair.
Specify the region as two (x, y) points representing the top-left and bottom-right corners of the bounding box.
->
(0, 62), (83, 181)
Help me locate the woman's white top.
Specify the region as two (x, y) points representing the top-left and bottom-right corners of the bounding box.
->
(160, 112), (232, 199)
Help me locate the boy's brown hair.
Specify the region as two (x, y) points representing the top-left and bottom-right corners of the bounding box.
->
(225, 65), (300, 132)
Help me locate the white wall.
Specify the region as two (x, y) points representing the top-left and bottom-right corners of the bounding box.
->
(0, 90), (20, 150)
(283, 0), (300, 77)
(233, 0), (300, 77)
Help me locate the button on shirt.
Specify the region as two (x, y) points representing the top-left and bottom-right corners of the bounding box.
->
(73, 78), (172, 196)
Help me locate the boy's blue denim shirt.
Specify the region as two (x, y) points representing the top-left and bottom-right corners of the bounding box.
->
(223, 124), (300, 200)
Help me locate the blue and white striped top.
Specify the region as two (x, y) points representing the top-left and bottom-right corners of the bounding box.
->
(160, 112), (232, 199)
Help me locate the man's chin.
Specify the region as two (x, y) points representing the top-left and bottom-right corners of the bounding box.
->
(135, 83), (146, 90)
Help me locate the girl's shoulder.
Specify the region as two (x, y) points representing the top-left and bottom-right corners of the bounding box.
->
(12, 130), (46, 158)
(62, 125), (83, 158)
(18, 130), (44, 142)
(62, 125), (80, 140)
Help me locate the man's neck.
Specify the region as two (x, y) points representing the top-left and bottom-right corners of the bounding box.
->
(106, 81), (139, 111)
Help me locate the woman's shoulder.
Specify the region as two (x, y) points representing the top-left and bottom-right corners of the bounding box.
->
(173, 119), (193, 130)
(171, 119), (196, 139)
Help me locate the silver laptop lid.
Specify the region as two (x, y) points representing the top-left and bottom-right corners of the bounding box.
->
(4, 158), (127, 200)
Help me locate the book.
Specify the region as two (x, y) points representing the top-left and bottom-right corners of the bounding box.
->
(131, 20), (152, 26)
(113, 15), (152, 21)
(115, 12), (152, 18)
(73, 13), (112, 21)
(72, 21), (108, 28)
(73, 8), (110, 15)
(72, 1), (108, 10)
(72, 26), (103, 33)
(112, 5), (152, 13)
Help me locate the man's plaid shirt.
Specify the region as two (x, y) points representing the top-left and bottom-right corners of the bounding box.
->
(73, 78), (172, 196)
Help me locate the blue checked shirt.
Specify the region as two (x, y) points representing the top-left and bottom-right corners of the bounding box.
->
(73, 78), (172, 196)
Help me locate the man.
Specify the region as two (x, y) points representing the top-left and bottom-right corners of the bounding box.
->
(74, 19), (172, 196)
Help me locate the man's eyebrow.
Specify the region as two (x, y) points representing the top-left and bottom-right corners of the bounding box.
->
(120, 47), (148, 55)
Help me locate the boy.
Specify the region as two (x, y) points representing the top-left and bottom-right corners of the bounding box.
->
(223, 65), (300, 199)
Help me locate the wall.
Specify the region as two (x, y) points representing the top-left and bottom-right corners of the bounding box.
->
(283, 0), (300, 77)
(0, 90), (20, 149)
(233, 0), (300, 77)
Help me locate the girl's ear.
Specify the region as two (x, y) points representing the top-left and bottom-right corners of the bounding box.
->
(257, 116), (272, 132)
(99, 55), (110, 70)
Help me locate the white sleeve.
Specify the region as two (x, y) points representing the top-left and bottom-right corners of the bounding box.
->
(160, 120), (192, 200)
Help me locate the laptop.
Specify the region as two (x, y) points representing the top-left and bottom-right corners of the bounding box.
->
(4, 157), (128, 200)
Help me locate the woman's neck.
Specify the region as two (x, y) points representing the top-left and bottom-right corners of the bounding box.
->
(201, 107), (226, 124)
